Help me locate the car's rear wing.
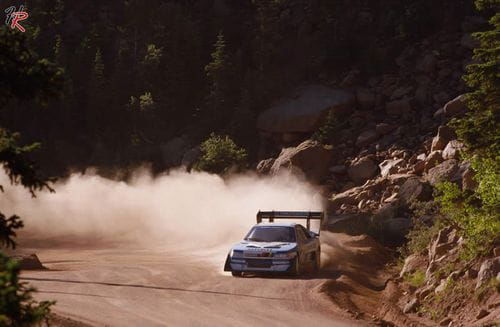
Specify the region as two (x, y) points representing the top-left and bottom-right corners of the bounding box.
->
(256, 211), (324, 233)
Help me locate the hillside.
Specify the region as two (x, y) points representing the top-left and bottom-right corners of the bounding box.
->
(0, 0), (479, 174)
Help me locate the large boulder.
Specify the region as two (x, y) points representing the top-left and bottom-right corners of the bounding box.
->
(379, 159), (405, 178)
(372, 202), (399, 224)
(443, 95), (468, 117)
(431, 126), (457, 152)
(257, 85), (355, 134)
(328, 186), (364, 211)
(462, 165), (478, 191)
(431, 136), (447, 152)
(356, 129), (379, 147)
(442, 140), (464, 160)
(388, 173), (415, 185)
(398, 177), (433, 205)
(437, 125), (457, 142)
(424, 151), (444, 171)
(476, 257), (500, 289)
(348, 157), (378, 185)
(426, 160), (459, 186)
(270, 140), (333, 182)
(10, 254), (45, 270)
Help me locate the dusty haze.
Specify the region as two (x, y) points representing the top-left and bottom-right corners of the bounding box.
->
(0, 169), (323, 249)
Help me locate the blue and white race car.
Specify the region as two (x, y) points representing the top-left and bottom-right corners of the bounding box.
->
(224, 211), (323, 277)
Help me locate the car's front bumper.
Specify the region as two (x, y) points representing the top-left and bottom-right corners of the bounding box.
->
(229, 257), (294, 273)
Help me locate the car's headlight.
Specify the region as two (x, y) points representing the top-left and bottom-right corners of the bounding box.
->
(273, 252), (296, 259)
(230, 250), (244, 258)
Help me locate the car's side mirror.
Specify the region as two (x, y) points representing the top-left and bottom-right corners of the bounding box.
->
(309, 231), (318, 238)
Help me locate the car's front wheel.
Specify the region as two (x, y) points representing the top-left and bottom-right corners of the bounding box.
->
(231, 271), (243, 277)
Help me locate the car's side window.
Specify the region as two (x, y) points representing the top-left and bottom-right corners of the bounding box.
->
(295, 227), (307, 243)
(300, 226), (312, 239)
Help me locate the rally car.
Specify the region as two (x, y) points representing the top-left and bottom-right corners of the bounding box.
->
(224, 211), (323, 277)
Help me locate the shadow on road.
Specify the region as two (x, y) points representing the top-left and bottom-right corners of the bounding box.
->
(21, 277), (292, 301)
(37, 290), (114, 298)
(238, 270), (341, 280)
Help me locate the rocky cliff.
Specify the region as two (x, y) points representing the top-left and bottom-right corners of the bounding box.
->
(255, 14), (499, 326)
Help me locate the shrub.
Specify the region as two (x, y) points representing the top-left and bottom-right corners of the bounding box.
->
(312, 111), (346, 145)
(435, 178), (500, 260)
(194, 133), (247, 174)
(400, 201), (442, 257)
(405, 270), (426, 288)
(0, 254), (54, 326)
(452, 3), (499, 157)
(403, 218), (441, 258)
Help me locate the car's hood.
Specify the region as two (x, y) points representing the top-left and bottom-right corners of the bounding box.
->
(232, 241), (297, 252)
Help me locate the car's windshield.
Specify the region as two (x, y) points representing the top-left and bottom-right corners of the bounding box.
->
(244, 226), (296, 243)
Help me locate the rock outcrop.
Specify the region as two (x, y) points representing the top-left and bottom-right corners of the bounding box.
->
(255, 23), (479, 255)
(256, 158), (275, 174)
(347, 157), (378, 185)
(476, 257), (500, 290)
(426, 159), (459, 185)
(257, 85), (355, 134)
(398, 178), (433, 205)
(10, 254), (45, 270)
(270, 140), (333, 183)
(443, 95), (468, 117)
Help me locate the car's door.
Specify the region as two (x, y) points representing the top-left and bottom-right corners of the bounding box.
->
(295, 226), (317, 265)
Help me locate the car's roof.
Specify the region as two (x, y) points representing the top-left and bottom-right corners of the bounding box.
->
(254, 222), (298, 228)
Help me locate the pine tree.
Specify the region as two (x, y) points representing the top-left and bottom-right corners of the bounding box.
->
(92, 48), (105, 89)
(204, 31), (235, 129)
(454, 0), (500, 157)
(87, 48), (107, 140)
(0, 27), (61, 325)
(53, 0), (65, 26)
(437, 0), (500, 259)
(53, 34), (64, 63)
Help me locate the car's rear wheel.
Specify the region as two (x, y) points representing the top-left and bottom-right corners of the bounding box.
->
(290, 255), (301, 276)
(231, 271), (243, 277)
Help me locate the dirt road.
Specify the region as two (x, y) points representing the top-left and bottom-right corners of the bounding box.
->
(20, 243), (367, 327)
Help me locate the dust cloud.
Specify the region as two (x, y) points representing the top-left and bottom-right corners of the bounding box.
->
(0, 169), (323, 249)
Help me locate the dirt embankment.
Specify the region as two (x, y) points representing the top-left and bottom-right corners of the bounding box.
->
(319, 231), (500, 327)
(319, 232), (434, 326)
